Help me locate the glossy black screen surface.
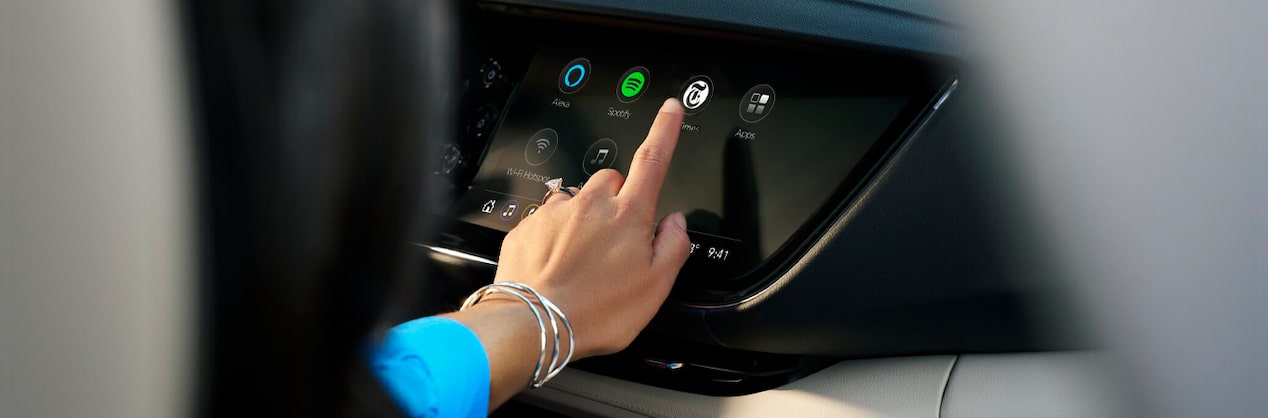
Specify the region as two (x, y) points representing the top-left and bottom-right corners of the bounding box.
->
(448, 34), (945, 294)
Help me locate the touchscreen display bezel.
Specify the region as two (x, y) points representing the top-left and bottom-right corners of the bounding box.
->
(430, 16), (955, 305)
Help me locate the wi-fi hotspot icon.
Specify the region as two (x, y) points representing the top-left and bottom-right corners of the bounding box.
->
(524, 128), (558, 166)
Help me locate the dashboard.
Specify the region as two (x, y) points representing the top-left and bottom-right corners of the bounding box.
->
(21, 0), (1251, 415)
(446, 19), (951, 304)
(423, 1), (1086, 397)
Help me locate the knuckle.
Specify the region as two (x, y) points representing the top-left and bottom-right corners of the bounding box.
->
(570, 192), (599, 208)
(633, 145), (670, 170)
(613, 199), (641, 218)
(672, 231), (691, 249)
(590, 169), (624, 185)
(572, 195), (617, 219)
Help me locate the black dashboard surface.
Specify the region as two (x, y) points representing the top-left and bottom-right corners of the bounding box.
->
(485, 0), (960, 55)
(422, 1), (1088, 395)
(446, 22), (949, 302)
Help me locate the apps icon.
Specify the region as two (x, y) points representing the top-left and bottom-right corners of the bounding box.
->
(617, 66), (650, 103)
(739, 84), (776, 123)
(557, 58), (591, 94)
(524, 128), (559, 166)
(680, 75), (713, 115)
(582, 138), (619, 176)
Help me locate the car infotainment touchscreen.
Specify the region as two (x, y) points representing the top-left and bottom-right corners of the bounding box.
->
(448, 38), (947, 291)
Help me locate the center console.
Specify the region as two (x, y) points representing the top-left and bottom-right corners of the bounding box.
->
(424, 4), (958, 394)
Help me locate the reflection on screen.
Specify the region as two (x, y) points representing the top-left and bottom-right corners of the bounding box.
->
(452, 44), (916, 281)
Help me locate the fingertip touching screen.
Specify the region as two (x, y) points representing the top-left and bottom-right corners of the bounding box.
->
(446, 26), (950, 303)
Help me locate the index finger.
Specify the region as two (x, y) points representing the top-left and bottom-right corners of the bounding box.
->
(620, 98), (685, 204)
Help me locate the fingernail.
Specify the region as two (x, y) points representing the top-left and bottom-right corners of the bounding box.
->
(661, 97), (683, 113)
(670, 212), (687, 230)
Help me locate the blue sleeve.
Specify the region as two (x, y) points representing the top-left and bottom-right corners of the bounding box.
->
(372, 317), (491, 418)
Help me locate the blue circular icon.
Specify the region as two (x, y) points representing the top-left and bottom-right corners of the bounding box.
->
(558, 58), (591, 94)
(564, 65), (586, 87)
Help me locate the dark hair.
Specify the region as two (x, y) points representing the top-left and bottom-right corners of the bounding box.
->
(182, 0), (454, 415)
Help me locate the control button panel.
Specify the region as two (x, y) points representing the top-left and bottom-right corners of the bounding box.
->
(478, 58), (505, 88)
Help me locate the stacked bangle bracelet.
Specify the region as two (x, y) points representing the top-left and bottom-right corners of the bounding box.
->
(460, 282), (575, 387)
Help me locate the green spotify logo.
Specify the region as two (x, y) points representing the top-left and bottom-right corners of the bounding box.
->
(622, 72), (645, 97)
(617, 66), (649, 103)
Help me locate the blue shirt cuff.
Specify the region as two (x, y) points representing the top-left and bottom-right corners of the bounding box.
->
(372, 317), (491, 418)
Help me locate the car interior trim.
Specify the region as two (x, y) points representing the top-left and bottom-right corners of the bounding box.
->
(521, 352), (1120, 417)
(419, 243), (500, 267)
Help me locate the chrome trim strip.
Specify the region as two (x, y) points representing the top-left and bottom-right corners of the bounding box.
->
(416, 243), (500, 266)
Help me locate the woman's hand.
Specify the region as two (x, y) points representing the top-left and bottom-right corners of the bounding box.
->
(441, 98), (690, 409)
(495, 98), (691, 359)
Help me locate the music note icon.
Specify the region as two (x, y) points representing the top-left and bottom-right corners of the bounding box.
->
(583, 139), (618, 176)
(590, 148), (609, 165)
(498, 199), (519, 221)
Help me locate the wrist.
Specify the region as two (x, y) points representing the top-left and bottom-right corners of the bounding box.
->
(455, 283), (577, 386)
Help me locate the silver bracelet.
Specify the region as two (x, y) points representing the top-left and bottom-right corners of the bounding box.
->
(498, 282), (575, 384)
(460, 284), (549, 386)
(459, 282), (575, 387)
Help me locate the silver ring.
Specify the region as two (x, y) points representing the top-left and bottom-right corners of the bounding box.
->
(545, 178), (576, 196)
(543, 178), (576, 204)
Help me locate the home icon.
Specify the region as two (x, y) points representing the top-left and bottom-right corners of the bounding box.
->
(481, 199), (497, 214)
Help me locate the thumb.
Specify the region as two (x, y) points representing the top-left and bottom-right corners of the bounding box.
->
(652, 212), (691, 270)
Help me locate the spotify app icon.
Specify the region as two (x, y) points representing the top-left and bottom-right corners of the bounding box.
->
(617, 66), (650, 103)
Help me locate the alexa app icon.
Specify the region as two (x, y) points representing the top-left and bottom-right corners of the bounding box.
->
(557, 57), (591, 94)
(617, 66), (649, 103)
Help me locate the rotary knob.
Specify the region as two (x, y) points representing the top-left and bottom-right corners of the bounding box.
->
(438, 143), (463, 175)
(477, 59), (504, 89)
